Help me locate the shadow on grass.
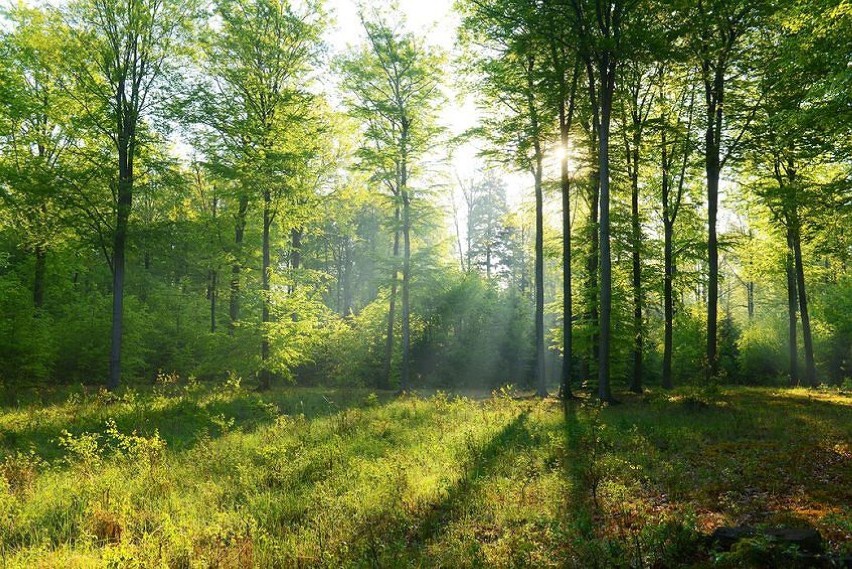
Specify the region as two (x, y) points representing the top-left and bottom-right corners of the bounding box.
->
(0, 387), (391, 462)
(404, 409), (532, 549)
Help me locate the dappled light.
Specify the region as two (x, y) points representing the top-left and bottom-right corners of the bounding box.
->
(0, 0), (850, 565)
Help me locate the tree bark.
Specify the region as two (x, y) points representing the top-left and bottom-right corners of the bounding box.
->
(663, 219), (675, 390)
(33, 243), (46, 310)
(597, 59), (615, 403)
(401, 191), (412, 392)
(629, 127), (643, 394)
(559, 103), (573, 400)
(259, 189), (272, 390)
(785, 225), (798, 386)
(791, 210), (816, 387)
(108, 139), (133, 391)
(229, 195), (249, 334)
(382, 207), (400, 391)
(703, 65), (725, 381)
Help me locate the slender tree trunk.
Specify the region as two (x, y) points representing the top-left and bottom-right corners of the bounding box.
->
(559, 91), (576, 400)
(629, 131), (643, 394)
(791, 212), (816, 386)
(229, 195), (249, 334)
(209, 270), (217, 333)
(534, 159), (546, 397)
(785, 224), (799, 386)
(704, 67), (724, 381)
(259, 189), (272, 390)
(526, 55), (546, 397)
(33, 243), (46, 310)
(382, 206), (400, 391)
(597, 65), (614, 403)
(663, 219), (675, 389)
(401, 192), (412, 391)
(581, 133), (600, 385)
(108, 140), (133, 391)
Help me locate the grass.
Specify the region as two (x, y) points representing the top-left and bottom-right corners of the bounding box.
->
(0, 380), (849, 567)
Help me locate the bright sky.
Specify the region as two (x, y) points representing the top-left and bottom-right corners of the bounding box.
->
(324, 0), (532, 211)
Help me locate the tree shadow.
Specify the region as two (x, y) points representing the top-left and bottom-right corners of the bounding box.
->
(0, 387), (392, 462)
(403, 409), (532, 549)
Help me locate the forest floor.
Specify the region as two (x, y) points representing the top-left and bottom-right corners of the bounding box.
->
(0, 381), (849, 568)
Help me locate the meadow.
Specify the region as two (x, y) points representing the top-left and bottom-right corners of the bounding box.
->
(0, 380), (849, 568)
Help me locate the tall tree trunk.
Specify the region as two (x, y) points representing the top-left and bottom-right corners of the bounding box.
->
(629, 130), (643, 394)
(259, 189), (272, 390)
(560, 154), (573, 399)
(108, 141), (133, 390)
(785, 224), (799, 386)
(704, 67), (724, 381)
(382, 207), (400, 390)
(526, 55), (546, 397)
(401, 192), (412, 391)
(581, 132), (600, 385)
(534, 158), (546, 397)
(791, 211), (816, 387)
(559, 82), (577, 400)
(597, 63), (614, 403)
(663, 219), (675, 390)
(209, 270), (217, 333)
(33, 243), (46, 310)
(229, 195), (249, 334)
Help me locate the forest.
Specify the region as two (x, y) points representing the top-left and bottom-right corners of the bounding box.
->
(0, 0), (850, 566)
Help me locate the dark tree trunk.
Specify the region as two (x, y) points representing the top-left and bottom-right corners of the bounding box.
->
(581, 132), (600, 385)
(108, 139), (133, 391)
(559, 100), (574, 399)
(704, 66), (725, 381)
(259, 189), (272, 390)
(597, 60), (615, 403)
(785, 225), (798, 386)
(209, 270), (217, 333)
(401, 191), (412, 392)
(663, 219), (675, 389)
(629, 130), (643, 394)
(791, 212), (816, 387)
(382, 207), (400, 391)
(33, 243), (46, 310)
(526, 55), (546, 398)
(229, 195), (249, 334)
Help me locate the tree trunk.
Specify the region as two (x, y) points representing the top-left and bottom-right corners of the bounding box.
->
(108, 141), (133, 391)
(791, 212), (816, 387)
(209, 270), (217, 333)
(704, 67), (724, 381)
(382, 207), (400, 391)
(229, 195), (249, 334)
(597, 64), (614, 403)
(785, 225), (798, 386)
(629, 131), (643, 394)
(33, 243), (46, 310)
(560, 103), (573, 400)
(663, 219), (675, 389)
(401, 192), (412, 392)
(259, 189), (272, 390)
(534, 157), (546, 397)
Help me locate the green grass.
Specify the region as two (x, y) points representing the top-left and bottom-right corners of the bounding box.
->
(0, 382), (849, 567)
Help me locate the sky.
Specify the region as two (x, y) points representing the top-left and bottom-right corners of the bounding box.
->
(323, 0), (533, 210)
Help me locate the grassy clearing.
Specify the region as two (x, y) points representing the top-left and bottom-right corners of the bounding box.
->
(0, 382), (849, 567)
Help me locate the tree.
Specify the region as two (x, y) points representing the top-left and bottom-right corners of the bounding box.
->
(193, 0), (324, 388)
(568, 0), (641, 402)
(685, 0), (764, 380)
(338, 9), (443, 391)
(0, 6), (74, 311)
(65, 0), (197, 389)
